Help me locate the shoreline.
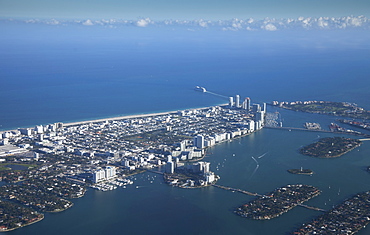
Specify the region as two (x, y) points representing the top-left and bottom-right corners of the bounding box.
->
(1, 104), (228, 132)
(0, 214), (44, 232)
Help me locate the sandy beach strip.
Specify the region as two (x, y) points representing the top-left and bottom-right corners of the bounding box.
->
(63, 110), (178, 127)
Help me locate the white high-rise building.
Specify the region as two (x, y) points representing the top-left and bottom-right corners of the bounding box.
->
(262, 102), (267, 112)
(235, 95), (240, 108)
(35, 125), (44, 134)
(202, 162), (210, 174)
(165, 161), (175, 174)
(93, 169), (105, 183)
(255, 111), (265, 124)
(248, 120), (255, 132)
(105, 166), (116, 179)
(242, 97), (251, 111)
(229, 97), (234, 107)
(252, 104), (261, 113)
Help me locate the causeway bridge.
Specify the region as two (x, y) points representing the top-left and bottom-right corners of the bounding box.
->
(213, 184), (325, 212)
(265, 126), (370, 138)
(212, 184), (262, 197)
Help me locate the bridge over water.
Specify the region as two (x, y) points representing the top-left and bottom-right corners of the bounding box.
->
(212, 184), (325, 212)
(265, 126), (370, 138)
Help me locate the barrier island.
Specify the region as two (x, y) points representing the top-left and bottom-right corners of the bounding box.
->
(299, 137), (362, 158)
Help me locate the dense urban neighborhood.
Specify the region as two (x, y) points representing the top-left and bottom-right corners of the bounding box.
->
(0, 100), (265, 231)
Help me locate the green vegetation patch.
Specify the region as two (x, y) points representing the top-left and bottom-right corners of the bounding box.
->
(0, 163), (37, 172)
(280, 101), (370, 119)
(300, 137), (362, 158)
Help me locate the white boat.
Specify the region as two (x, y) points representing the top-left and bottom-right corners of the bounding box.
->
(194, 86), (207, 92)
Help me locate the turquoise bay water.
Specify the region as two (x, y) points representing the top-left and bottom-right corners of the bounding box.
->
(2, 24), (370, 234)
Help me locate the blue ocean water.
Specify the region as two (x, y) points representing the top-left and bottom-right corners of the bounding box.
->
(1, 23), (370, 130)
(1, 23), (370, 234)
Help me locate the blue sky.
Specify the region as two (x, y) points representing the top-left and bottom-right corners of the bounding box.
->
(1, 0), (369, 20)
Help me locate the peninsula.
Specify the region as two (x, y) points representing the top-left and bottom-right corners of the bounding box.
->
(299, 137), (362, 158)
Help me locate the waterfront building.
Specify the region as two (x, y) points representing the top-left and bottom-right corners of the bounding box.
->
(35, 125), (44, 134)
(19, 128), (32, 136)
(262, 102), (267, 112)
(202, 162), (210, 174)
(246, 97), (251, 111)
(255, 111), (265, 124)
(235, 95), (240, 108)
(205, 172), (215, 184)
(2, 132), (11, 139)
(229, 97), (234, 107)
(194, 135), (205, 149)
(92, 169), (105, 183)
(165, 161), (175, 174)
(252, 104), (261, 113)
(247, 120), (255, 132)
(255, 121), (262, 130)
(105, 166), (116, 179)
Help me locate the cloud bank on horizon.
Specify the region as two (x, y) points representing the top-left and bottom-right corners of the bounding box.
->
(0, 0), (369, 20)
(2, 16), (369, 31)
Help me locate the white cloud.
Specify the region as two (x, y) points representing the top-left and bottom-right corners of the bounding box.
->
(82, 19), (94, 26)
(263, 23), (277, 31)
(47, 19), (60, 25)
(350, 17), (362, 27)
(136, 18), (151, 27)
(317, 19), (328, 28)
(198, 20), (208, 28)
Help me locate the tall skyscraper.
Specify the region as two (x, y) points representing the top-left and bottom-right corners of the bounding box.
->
(242, 97), (251, 110)
(255, 111), (265, 124)
(165, 161), (175, 174)
(262, 102), (267, 112)
(235, 95), (240, 108)
(105, 166), (116, 179)
(252, 104), (261, 113)
(194, 135), (205, 149)
(229, 97), (234, 107)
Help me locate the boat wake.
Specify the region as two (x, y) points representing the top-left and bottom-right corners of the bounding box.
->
(258, 152), (268, 159)
(250, 156), (260, 179)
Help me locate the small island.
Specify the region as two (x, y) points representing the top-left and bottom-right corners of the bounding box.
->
(288, 168), (313, 175)
(299, 137), (362, 158)
(235, 184), (321, 220)
(271, 100), (370, 120)
(294, 191), (370, 234)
